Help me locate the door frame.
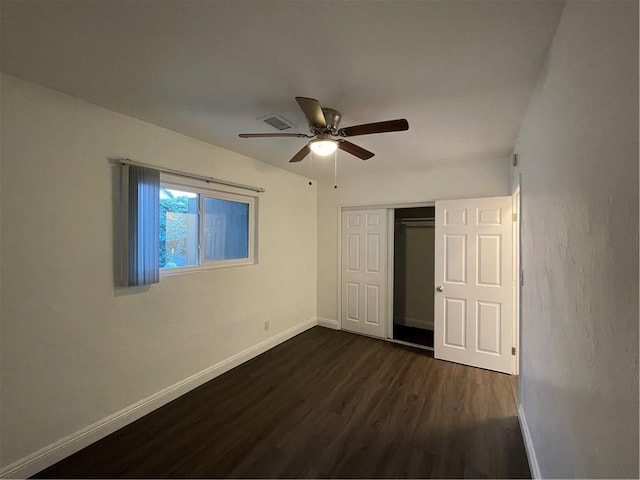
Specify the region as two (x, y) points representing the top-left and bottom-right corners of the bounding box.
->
(513, 176), (522, 375)
(387, 204), (438, 343)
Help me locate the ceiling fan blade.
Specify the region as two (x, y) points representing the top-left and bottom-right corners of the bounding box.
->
(337, 140), (375, 160)
(239, 133), (312, 138)
(295, 97), (327, 129)
(338, 119), (409, 137)
(289, 144), (311, 163)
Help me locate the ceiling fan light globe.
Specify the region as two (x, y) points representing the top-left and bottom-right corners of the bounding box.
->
(309, 139), (338, 156)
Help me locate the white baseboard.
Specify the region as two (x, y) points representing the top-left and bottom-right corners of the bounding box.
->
(317, 317), (339, 330)
(518, 403), (541, 479)
(0, 318), (318, 480)
(395, 316), (433, 330)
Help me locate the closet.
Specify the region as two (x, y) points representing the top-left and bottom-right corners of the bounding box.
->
(393, 206), (435, 349)
(340, 196), (516, 373)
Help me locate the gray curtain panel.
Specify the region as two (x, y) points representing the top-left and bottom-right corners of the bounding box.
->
(124, 164), (160, 286)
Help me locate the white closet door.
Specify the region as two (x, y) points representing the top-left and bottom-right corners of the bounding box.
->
(434, 197), (514, 374)
(341, 209), (387, 339)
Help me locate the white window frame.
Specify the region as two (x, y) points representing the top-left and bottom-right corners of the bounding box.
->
(160, 177), (257, 275)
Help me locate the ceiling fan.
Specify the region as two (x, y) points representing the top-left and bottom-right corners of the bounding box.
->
(239, 97), (409, 163)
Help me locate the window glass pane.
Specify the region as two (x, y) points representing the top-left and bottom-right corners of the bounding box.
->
(159, 188), (199, 268)
(204, 197), (249, 262)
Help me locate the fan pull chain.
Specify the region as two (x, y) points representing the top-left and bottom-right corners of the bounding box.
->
(333, 150), (338, 189)
(308, 151), (314, 186)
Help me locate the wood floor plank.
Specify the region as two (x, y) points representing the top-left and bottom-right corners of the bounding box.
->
(33, 327), (530, 479)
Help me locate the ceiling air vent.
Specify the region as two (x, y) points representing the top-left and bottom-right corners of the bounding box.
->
(260, 114), (294, 131)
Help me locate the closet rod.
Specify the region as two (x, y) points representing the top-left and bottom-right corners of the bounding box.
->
(113, 158), (265, 193)
(398, 217), (435, 223)
(401, 223), (435, 228)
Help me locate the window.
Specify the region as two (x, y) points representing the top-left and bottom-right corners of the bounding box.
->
(159, 182), (256, 271)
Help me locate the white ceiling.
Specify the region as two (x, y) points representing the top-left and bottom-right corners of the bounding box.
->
(0, 0), (564, 180)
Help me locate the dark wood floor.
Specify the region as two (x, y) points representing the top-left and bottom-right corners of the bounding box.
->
(34, 327), (530, 479)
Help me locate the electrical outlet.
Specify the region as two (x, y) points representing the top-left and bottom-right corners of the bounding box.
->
(264, 320), (270, 331)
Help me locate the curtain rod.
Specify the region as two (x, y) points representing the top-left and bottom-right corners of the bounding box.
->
(112, 158), (265, 193)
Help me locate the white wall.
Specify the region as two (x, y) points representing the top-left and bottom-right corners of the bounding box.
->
(317, 157), (510, 321)
(0, 75), (317, 471)
(513, 1), (638, 477)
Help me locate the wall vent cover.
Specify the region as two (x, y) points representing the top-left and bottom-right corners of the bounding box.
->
(260, 114), (294, 131)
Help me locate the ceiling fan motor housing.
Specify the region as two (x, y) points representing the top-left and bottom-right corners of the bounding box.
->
(319, 108), (341, 135)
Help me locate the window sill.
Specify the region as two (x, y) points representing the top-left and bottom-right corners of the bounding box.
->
(160, 260), (257, 277)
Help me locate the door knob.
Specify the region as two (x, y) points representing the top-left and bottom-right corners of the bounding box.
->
(436, 286), (444, 292)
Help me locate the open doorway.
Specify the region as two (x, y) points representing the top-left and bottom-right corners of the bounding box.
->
(393, 206), (435, 349)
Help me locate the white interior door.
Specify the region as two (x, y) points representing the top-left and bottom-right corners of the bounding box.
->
(341, 209), (387, 338)
(434, 196), (514, 374)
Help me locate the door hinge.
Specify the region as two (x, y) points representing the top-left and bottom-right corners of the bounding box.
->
(512, 213), (518, 222)
(520, 269), (524, 286)
(512, 153), (519, 167)
(512, 347), (516, 356)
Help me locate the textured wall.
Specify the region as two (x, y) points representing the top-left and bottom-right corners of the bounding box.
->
(513, 1), (639, 477)
(0, 75), (317, 469)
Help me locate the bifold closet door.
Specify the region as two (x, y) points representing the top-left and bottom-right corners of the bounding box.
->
(434, 196), (514, 374)
(341, 209), (387, 339)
